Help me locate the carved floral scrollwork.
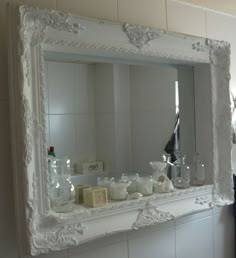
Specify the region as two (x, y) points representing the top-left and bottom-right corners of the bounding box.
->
(192, 39), (231, 68)
(133, 203), (174, 230)
(193, 38), (232, 206)
(123, 23), (166, 49)
(20, 5), (83, 49)
(207, 39), (231, 69)
(195, 196), (212, 206)
(31, 222), (86, 255)
(22, 95), (33, 167)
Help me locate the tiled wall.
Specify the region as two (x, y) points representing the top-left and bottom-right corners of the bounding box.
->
(36, 207), (234, 258)
(46, 62), (179, 175)
(1, 0), (236, 258)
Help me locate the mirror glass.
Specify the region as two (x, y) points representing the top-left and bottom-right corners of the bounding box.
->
(44, 51), (195, 185)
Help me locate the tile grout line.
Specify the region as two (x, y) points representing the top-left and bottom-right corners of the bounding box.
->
(204, 7), (208, 38)
(126, 232), (130, 258)
(117, 0), (119, 22)
(165, 0), (169, 31)
(174, 219), (177, 258)
(211, 209), (215, 258)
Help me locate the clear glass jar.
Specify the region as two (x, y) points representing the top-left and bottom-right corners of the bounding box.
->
(49, 158), (75, 213)
(172, 153), (190, 189)
(191, 152), (205, 186)
(97, 177), (114, 199)
(137, 176), (153, 196)
(120, 173), (139, 194)
(110, 181), (129, 201)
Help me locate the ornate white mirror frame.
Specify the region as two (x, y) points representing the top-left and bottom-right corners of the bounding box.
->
(8, 5), (234, 257)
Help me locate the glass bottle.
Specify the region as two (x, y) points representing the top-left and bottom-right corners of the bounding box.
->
(150, 154), (170, 181)
(48, 146), (56, 157)
(172, 153), (190, 189)
(49, 158), (75, 213)
(97, 177), (114, 199)
(137, 176), (153, 195)
(110, 181), (129, 201)
(120, 173), (139, 194)
(191, 152), (205, 186)
(48, 146), (56, 183)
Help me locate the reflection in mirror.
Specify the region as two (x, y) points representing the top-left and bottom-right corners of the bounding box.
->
(44, 52), (196, 209)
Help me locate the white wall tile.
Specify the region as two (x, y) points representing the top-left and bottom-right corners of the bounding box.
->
(130, 65), (177, 112)
(131, 111), (173, 173)
(16, 0), (57, 9)
(118, 0), (167, 29)
(114, 112), (133, 173)
(130, 65), (177, 173)
(213, 205), (233, 215)
(38, 250), (68, 258)
(74, 64), (95, 115)
(75, 114), (96, 168)
(95, 114), (115, 174)
(167, 0), (206, 37)
(68, 233), (128, 258)
(178, 0), (236, 16)
(213, 206), (235, 258)
(128, 222), (175, 258)
(47, 62), (75, 114)
(71, 174), (99, 186)
(175, 216), (213, 258)
(206, 10), (236, 94)
(56, 0), (118, 21)
(95, 63), (114, 114)
(49, 114), (77, 164)
(113, 64), (131, 113)
(175, 209), (212, 226)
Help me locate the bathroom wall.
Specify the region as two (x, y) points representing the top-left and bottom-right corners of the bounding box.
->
(1, 0), (235, 258)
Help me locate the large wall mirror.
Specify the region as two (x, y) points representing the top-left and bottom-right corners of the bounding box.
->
(44, 53), (195, 180)
(8, 5), (233, 256)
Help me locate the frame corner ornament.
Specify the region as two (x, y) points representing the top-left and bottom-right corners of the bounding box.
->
(19, 5), (84, 49)
(31, 219), (87, 256)
(122, 23), (166, 49)
(195, 196), (212, 206)
(132, 203), (174, 230)
(192, 39), (231, 68)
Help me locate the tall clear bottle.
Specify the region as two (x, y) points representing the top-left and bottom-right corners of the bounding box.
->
(49, 158), (75, 213)
(172, 152), (190, 189)
(191, 152), (205, 186)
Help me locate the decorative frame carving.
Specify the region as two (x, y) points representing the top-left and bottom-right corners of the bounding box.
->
(8, 5), (233, 257)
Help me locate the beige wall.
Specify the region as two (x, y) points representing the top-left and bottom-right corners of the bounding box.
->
(181, 0), (236, 16)
(0, 1), (235, 258)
